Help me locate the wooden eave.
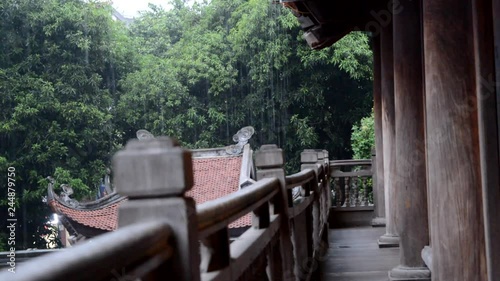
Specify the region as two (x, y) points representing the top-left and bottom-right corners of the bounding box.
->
(281, 0), (388, 49)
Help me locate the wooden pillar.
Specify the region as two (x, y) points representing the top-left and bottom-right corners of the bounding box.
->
(112, 137), (200, 281)
(389, 0), (430, 280)
(474, 0), (500, 280)
(495, 0), (500, 158)
(495, 0), (500, 145)
(378, 20), (399, 248)
(371, 34), (386, 227)
(423, 0), (488, 280)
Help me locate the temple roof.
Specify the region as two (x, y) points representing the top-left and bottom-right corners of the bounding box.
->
(48, 127), (256, 242)
(47, 187), (127, 240)
(188, 156), (251, 229)
(49, 195), (125, 231)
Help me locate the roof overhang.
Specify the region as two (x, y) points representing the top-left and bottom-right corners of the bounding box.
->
(280, 0), (390, 49)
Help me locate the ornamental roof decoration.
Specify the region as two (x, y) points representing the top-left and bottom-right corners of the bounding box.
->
(226, 126), (255, 155)
(136, 129), (154, 140)
(192, 126), (255, 158)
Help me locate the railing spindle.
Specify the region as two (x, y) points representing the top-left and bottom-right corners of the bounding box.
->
(334, 177), (341, 207)
(353, 176), (360, 206)
(344, 177), (350, 207)
(252, 201), (270, 229)
(200, 227), (230, 273)
(362, 177), (369, 206)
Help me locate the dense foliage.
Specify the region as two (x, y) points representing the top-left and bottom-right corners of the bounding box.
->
(351, 110), (375, 159)
(0, 0), (373, 249)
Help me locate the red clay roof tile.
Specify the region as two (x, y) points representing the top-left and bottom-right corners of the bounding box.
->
(52, 200), (125, 231)
(53, 155), (251, 232)
(187, 156), (251, 228)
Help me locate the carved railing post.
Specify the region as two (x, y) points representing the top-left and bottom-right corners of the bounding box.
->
(255, 144), (295, 281)
(316, 150), (330, 250)
(300, 149), (330, 280)
(112, 137), (200, 281)
(300, 150), (320, 263)
(300, 149), (321, 185)
(300, 149), (321, 193)
(323, 150), (330, 179)
(307, 150), (331, 214)
(320, 150), (330, 247)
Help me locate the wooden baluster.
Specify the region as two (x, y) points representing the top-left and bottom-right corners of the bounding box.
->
(359, 176), (365, 206)
(334, 177), (341, 207)
(344, 177), (351, 207)
(362, 177), (369, 206)
(253, 201), (270, 229)
(200, 228), (230, 273)
(353, 176), (360, 206)
(302, 181), (311, 197)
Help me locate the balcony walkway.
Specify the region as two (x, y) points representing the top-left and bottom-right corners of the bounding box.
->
(321, 226), (399, 281)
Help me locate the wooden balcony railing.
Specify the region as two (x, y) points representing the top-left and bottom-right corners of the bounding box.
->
(1, 140), (330, 281)
(330, 159), (373, 209)
(1, 221), (174, 281)
(196, 177), (282, 279)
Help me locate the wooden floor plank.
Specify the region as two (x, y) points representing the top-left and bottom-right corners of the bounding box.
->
(319, 227), (400, 281)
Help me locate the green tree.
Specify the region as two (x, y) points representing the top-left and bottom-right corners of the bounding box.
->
(0, 0), (133, 249)
(351, 110), (375, 159)
(124, 0), (374, 168)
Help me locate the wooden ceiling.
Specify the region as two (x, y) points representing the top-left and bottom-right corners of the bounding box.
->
(280, 0), (388, 49)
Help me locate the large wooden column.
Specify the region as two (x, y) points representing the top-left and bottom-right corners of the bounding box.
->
(423, 0), (488, 280)
(372, 34), (386, 227)
(475, 0), (500, 280)
(388, 0), (430, 280)
(377, 21), (399, 247)
(495, 0), (500, 149)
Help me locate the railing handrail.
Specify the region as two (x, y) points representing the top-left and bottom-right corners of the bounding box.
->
(285, 168), (316, 189)
(330, 159), (371, 167)
(0, 221), (173, 281)
(197, 177), (280, 238)
(331, 170), (372, 177)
